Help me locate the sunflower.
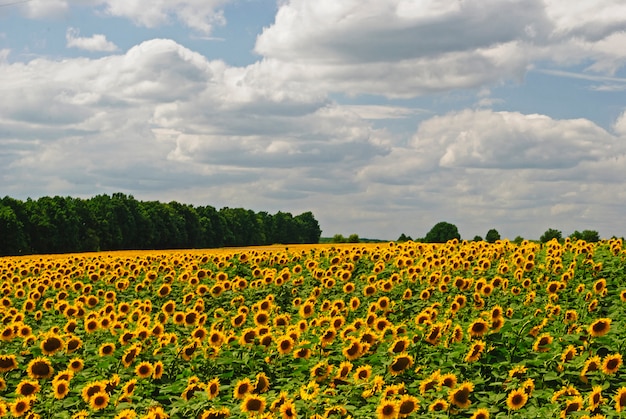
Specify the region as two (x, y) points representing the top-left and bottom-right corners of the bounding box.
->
(506, 388), (528, 410)
(68, 357), (84, 373)
(389, 353), (414, 376)
(207, 330), (225, 348)
(40, 332), (64, 355)
(615, 387), (626, 412)
(65, 336), (83, 354)
(468, 319), (489, 338)
(310, 361), (332, 382)
(144, 405), (168, 419)
(589, 385), (604, 411)
(122, 379), (137, 397)
(389, 337), (411, 354)
(0, 354), (18, 372)
(16, 380), (40, 397)
(354, 365), (372, 382)
(233, 378), (253, 400)
(10, 396), (33, 417)
(464, 340), (486, 363)
(602, 353), (622, 375)
(27, 357), (54, 380)
(135, 361), (153, 379)
(241, 394), (266, 414)
(581, 355), (602, 381)
(121, 344), (141, 367)
(276, 335), (294, 355)
(199, 407), (230, 419)
(560, 345), (577, 363)
(428, 399), (449, 412)
(376, 399), (399, 419)
(439, 373), (458, 389)
(181, 383), (204, 401)
(299, 302), (315, 318)
(419, 377), (439, 395)
(342, 338), (364, 361)
(98, 342), (116, 357)
(280, 400), (298, 419)
(561, 396), (583, 416)
(113, 409), (138, 419)
(81, 380), (106, 403)
(53, 379), (70, 399)
(449, 381), (473, 409)
(508, 365), (527, 379)
(588, 318), (611, 337)
(181, 342), (198, 361)
(206, 378), (220, 399)
(469, 408), (490, 419)
(532, 333), (553, 353)
(254, 372), (270, 394)
(397, 395), (419, 418)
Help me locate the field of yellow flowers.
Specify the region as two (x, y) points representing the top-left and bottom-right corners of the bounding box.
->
(1, 238), (625, 419)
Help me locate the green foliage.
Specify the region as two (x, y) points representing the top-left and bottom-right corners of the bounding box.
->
(331, 233), (360, 243)
(540, 228), (563, 243)
(347, 233), (360, 243)
(397, 233), (413, 242)
(424, 221), (461, 243)
(473, 235), (483, 241)
(485, 228), (501, 243)
(0, 194), (322, 255)
(513, 235), (524, 245)
(570, 229), (600, 242)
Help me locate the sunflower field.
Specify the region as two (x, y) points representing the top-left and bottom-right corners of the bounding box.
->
(1, 238), (626, 418)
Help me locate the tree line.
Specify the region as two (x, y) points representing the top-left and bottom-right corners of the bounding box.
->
(397, 221), (602, 244)
(0, 194), (322, 256)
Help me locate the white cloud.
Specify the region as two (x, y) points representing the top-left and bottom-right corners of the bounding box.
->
(99, 0), (229, 33)
(355, 109), (626, 239)
(21, 0), (68, 18)
(0, 38), (390, 216)
(12, 0), (231, 34)
(66, 27), (118, 52)
(252, 0), (626, 98)
(614, 111), (626, 137)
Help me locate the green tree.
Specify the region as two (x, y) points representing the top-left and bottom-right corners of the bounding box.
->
(570, 230), (600, 243)
(0, 204), (28, 255)
(397, 233), (413, 242)
(294, 211), (322, 244)
(540, 228), (562, 243)
(424, 221), (461, 243)
(347, 234), (360, 243)
(513, 236), (524, 245)
(485, 228), (501, 243)
(473, 235), (483, 242)
(331, 234), (347, 243)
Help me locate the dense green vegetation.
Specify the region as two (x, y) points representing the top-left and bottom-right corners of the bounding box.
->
(0, 194), (321, 256)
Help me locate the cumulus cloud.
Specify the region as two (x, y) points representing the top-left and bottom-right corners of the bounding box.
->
(356, 109), (626, 239)
(12, 0), (231, 34)
(66, 27), (118, 52)
(252, 0), (626, 97)
(0, 38), (389, 214)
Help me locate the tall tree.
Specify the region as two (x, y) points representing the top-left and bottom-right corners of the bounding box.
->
(485, 228), (501, 243)
(424, 221), (461, 243)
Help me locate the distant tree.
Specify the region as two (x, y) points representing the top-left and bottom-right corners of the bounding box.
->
(540, 228), (562, 243)
(294, 211), (322, 244)
(347, 234), (360, 243)
(513, 236), (524, 245)
(424, 221), (461, 243)
(485, 228), (501, 243)
(569, 230), (600, 243)
(332, 234), (347, 243)
(473, 235), (483, 242)
(397, 233), (413, 242)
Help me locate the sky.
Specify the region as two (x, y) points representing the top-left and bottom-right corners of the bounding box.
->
(1, 0), (626, 241)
